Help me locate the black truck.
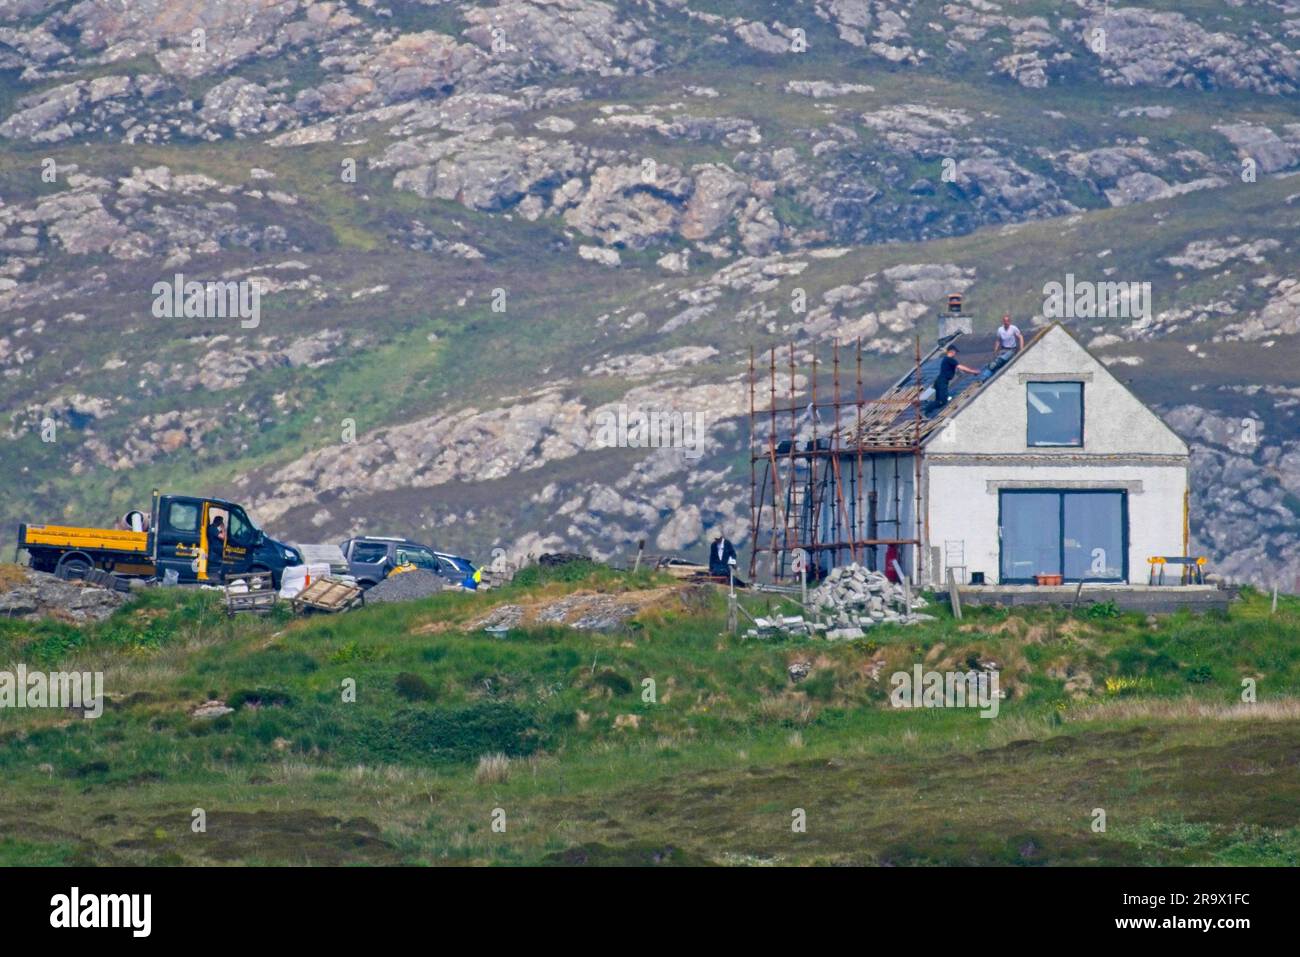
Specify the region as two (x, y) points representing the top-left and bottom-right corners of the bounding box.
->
(19, 491), (303, 588)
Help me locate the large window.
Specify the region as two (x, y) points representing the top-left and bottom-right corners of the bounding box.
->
(439, 556), (469, 578)
(1027, 381), (1083, 447)
(1000, 490), (1127, 582)
(396, 544), (438, 570)
(350, 542), (389, 563)
(164, 501), (200, 534)
(226, 508), (254, 547)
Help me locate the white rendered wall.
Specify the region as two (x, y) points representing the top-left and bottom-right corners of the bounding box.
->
(929, 325), (1189, 457)
(925, 462), (1188, 585)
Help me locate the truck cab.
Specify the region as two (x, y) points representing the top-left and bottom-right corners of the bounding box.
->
(152, 494), (302, 588)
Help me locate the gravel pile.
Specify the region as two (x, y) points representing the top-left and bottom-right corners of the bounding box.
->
(363, 570), (447, 604)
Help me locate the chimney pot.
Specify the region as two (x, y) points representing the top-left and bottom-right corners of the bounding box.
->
(939, 293), (973, 339)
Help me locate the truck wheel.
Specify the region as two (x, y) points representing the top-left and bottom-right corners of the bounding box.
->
(55, 552), (93, 581)
(358, 579), (378, 591)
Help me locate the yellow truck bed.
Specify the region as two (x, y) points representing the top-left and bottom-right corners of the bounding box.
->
(19, 523), (148, 554)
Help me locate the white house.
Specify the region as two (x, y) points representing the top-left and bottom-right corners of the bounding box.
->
(750, 322), (1191, 588)
(922, 323), (1189, 586)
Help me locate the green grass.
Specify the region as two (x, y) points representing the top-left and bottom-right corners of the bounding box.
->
(1, 566), (1297, 865)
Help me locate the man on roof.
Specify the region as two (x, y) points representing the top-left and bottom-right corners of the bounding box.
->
(994, 314), (1025, 356)
(923, 344), (979, 416)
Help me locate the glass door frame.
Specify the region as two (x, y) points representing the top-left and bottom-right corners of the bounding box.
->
(998, 488), (1129, 584)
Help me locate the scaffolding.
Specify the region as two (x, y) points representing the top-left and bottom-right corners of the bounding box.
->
(747, 312), (1051, 585)
(747, 337), (933, 585)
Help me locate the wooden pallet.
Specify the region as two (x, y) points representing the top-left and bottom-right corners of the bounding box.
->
(291, 577), (364, 614)
(225, 570), (277, 617)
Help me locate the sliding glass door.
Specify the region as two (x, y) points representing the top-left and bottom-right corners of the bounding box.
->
(1063, 491), (1125, 580)
(999, 490), (1127, 583)
(999, 492), (1060, 582)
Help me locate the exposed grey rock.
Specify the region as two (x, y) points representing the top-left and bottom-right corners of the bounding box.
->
(477, 604), (526, 630)
(1215, 122), (1300, 174)
(882, 262), (974, 304)
(384, 128), (586, 212)
(332, 30), (483, 107)
(1218, 276), (1300, 341)
(734, 21), (794, 55)
(200, 78), (294, 136)
(462, 0), (657, 75)
(536, 115), (576, 134)
(1164, 238), (1280, 271)
(736, 198), (781, 254)
(599, 111), (760, 146)
(0, 72), (186, 144)
(1064, 146), (1164, 181)
(60, 0), (313, 79)
(751, 563), (928, 639)
(809, 0), (872, 48)
(657, 250), (690, 274)
(860, 103), (972, 154)
(784, 80), (874, 98)
(0, 568), (130, 622)
(680, 164), (748, 241)
(1079, 7), (1300, 95)
(564, 162), (691, 248)
(948, 155), (1075, 219)
(1116, 105), (1175, 119)
(996, 51), (1050, 88)
(1105, 171), (1172, 207)
(0, 79), (85, 142)
(0, 24), (70, 73)
(578, 244), (621, 266)
(1163, 404), (1300, 589)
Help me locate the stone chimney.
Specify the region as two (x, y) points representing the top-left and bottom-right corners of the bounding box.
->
(939, 292), (973, 339)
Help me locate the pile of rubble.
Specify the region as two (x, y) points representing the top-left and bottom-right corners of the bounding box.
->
(748, 564), (934, 640)
(0, 567), (132, 623)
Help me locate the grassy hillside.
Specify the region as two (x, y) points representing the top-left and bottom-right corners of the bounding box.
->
(1, 565), (1297, 866)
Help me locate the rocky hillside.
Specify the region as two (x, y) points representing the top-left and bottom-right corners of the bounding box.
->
(1, 0), (1298, 585)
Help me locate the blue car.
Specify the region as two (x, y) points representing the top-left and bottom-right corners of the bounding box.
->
(435, 551), (481, 590)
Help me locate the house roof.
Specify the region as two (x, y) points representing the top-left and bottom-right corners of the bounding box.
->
(841, 322), (1049, 448)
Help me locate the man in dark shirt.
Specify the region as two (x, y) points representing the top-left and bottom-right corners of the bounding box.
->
(924, 345), (979, 415)
(207, 514), (226, 562)
(708, 534), (737, 577)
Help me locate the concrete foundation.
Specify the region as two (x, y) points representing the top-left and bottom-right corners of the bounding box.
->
(945, 584), (1233, 614)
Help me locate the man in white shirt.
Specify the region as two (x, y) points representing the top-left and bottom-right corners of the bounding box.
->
(994, 314), (1024, 356)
